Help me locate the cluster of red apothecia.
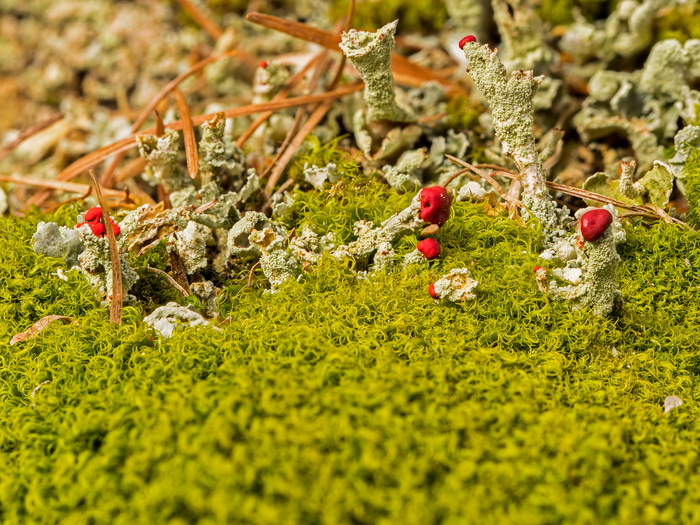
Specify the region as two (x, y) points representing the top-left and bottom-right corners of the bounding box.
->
(416, 186), (453, 299)
(75, 206), (121, 237)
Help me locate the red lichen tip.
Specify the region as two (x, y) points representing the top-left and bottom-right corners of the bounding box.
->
(419, 187), (452, 227)
(108, 217), (121, 237)
(83, 206), (102, 223)
(260, 61), (268, 68)
(459, 35), (477, 49)
(428, 283), (439, 299)
(417, 238), (441, 260)
(580, 208), (613, 242)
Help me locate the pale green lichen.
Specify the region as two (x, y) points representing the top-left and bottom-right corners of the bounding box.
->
(197, 112), (245, 187)
(583, 160), (674, 208)
(382, 148), (427, 193)
(136, 128), (190, 192)
(249, 227), (301, 291)
(431, 268), (479, 302)
(339, 20), (414, 124)
(303, 162), (338, 190)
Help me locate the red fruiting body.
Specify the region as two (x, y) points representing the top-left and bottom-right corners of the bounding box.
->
(88, 222), (106, 237)
(83, 206), (102, 223)
(420, 186), (452, 227)
(428, 283), (439, 299)
(580, 208), (613, 242)
(533, 266), (548, 280)
(260, 61), (268, 68)
(459, 35), (477, 49)
(108, 217), (121, 237)
(417, 238), (441, 260)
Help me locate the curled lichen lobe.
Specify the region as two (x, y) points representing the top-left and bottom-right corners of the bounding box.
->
(419, 187), (452, 226)
(579, 208), (613, 242)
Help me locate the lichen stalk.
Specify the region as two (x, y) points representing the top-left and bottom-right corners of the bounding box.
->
(460, 41), (565, 244)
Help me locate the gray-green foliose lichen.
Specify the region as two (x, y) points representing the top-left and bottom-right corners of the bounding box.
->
(431, 268), (479, 302)
(340, 20), (414, 124)
(143, 302), (211, 338)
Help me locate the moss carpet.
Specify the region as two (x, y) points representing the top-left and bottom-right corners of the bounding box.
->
(2, 193), (700, 524)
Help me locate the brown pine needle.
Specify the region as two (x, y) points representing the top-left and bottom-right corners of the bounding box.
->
(0, 112), (64, 162)
(10, 315), (74, 346)
(175, 0), (223, 40)
(147, 266), (190, 297)
(0, 175), (127, 199)
(245, 12), (464, 93)
(89, 170), (123, 324)
(173, 89), (199, 179)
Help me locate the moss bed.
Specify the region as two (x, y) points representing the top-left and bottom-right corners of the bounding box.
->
(2, 186), (700, 524)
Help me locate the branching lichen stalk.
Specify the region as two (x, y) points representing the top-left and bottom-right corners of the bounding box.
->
(461, 41), (566, 244)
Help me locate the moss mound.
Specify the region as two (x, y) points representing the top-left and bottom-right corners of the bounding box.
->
(2, 191), (700, 523)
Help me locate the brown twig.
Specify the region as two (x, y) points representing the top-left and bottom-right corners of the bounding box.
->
(175, 0), (223, 40)
(0, 175), (127, 199)
(89, 170), (123, 324)
(0, 112), (64, 162)
(173, 89), (199, 179)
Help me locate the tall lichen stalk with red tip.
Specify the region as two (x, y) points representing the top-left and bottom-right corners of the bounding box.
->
(460, 38), (568, 246)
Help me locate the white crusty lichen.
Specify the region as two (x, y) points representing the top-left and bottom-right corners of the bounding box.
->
(545, 205), (625, 316)
(33, 221), (84, 268)
(431, 269), (479, 302)
(304, 162), (338, 190)
(340, 20), (414, 124)
(144, 302), (210, 338)
(460, 39), (569, 246)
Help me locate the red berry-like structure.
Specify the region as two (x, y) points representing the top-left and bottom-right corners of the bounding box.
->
(419, 187), (452, 227)
(580, 208), (613, 242)
(428, 283), (439, 299)
(459, 35), (477, 49)
(76, 206), (120, 237)
(83, 206), (103, 223)
(417, 238), (441, 260)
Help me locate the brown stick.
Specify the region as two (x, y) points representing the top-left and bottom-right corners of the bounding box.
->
(89, 170), (123, 324)
(175, 0), (223, 40)
(173, 89), (199, 179)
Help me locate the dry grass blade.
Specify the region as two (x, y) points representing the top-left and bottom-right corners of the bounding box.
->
(147, 266), (190, 297)
(0, 112), (63, 162)
(54, 84), (364, 188)
(175, 0), (222, 40)
(173, 89), (199, 179)
(0, 175), (127, 199)
(246, 12), (464, 93)
(10, 315), (74, 345)
(89, 170), (123, 324)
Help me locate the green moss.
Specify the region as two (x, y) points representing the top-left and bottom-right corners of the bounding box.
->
(285, 135), (361, 187)
(328, 0), (447, 34)
(537, 0), (617, 25)
(683, 147), (700, 228)
(445, 93), (484, 132)
(654, 5), (700, 44)
(3, 192), (700, 523)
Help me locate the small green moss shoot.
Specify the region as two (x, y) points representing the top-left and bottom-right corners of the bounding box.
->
(4, 188), (700, 523)
(653, 5), (700, 44)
